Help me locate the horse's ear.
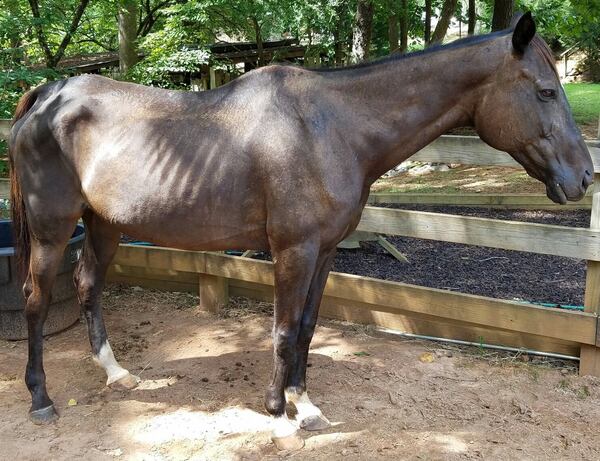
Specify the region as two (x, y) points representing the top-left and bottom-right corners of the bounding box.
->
(512, 11), (536, 55)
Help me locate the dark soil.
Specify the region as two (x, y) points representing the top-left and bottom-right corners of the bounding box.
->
(334, 206), (590, 307)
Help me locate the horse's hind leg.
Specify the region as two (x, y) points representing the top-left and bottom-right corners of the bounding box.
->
(75, 212), (138, 389)
(285, 248), (336, 431)
(26, 218), (78, 424)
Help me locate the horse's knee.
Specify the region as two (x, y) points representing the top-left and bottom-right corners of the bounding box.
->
(273, 329), (298, 360)
(24, 292), (46, 323)
(74, 267), (98, 305)
(22, 275), (33, 301)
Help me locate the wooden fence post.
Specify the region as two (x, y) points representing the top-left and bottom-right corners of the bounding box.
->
(199, 273), (229, 313)
(581, 143), (600, 376)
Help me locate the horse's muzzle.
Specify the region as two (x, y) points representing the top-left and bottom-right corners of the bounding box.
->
(546, 170), (593, 204)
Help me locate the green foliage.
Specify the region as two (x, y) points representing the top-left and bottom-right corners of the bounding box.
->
(0, 0), (599, 103)
(0, 66), (60, 119)
(128, 47), (211, 88)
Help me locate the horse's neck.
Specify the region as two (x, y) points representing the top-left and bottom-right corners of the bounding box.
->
(324, 38), (506, 182)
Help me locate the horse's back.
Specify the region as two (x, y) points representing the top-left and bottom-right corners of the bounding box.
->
(12, 71), (362, 250)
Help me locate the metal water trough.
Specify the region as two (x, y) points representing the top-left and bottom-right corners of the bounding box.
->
(0, 220), (85, 340)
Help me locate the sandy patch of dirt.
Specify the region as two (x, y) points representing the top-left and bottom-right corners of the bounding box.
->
(371, 166), (545, 195)
(1, 286), (600, 460)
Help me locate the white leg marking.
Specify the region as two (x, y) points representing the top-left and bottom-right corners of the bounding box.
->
(285, 391), (323, 421)
(272, 414), (298, 438)
(93, 341), (130, 385)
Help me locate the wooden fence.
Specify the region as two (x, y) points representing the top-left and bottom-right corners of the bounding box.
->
(0, 119), (10, 141)
(3, 120), (600, 374)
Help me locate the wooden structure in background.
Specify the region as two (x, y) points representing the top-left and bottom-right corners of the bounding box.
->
(31, 40), (313, 90)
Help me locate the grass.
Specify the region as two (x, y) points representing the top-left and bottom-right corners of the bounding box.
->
(564, 82), (600, 125)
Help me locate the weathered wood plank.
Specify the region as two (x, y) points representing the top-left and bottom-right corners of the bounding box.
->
(357, 206), (600, 261)
(106, 265), (199, 293)
(323, 271), (596, 345)
(227, 278), (579, 356)
(0, 120), (10, 141)
(113, 244), (206, 273)
(580, 172), (600, 376)
(320, 296), (579, 357)
(0, 178), (8, 199)
(108, 266), (581, 357)
(411, 135), (600, 172)
(367, 192), (593, 209)
(199, 273), (229, 313)
(111, 246), (597, 345)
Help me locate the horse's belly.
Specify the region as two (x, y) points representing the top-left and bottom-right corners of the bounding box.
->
(86, 179), (269, 250)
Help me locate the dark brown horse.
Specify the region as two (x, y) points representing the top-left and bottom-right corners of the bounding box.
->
(8, 13), (593, 450)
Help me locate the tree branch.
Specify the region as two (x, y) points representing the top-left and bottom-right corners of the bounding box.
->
(27, 0), (54, 66)
(51, 0), (91, 67)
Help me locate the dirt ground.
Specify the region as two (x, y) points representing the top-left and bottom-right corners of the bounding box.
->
(2, 286), (600, 461)
(371, 165), (546, 195)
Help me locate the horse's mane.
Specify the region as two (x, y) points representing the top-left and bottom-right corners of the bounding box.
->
(312, 30), (512, 74)
(530, 35), (559, 78)
(312, 29), (557, 76)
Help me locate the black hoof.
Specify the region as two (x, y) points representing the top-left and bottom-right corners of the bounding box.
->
(29, 404), (59, 425)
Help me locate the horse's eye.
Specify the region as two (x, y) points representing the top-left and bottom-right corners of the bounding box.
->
(539, 89), (557, 99)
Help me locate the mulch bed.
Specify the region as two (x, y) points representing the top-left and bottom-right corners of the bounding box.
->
(333, 206), (591, 306)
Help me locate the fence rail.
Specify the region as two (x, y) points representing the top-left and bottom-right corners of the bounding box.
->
(367, 192), (593, 209)
(358, 206), (600, 260)
(109, 245), (597, 358)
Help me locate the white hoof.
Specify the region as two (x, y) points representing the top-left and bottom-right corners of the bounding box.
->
(271, 415), (304, 451)
(108, 372), (140, 390)
(93, 341), (136, 389)
(286, 391), (330, 431)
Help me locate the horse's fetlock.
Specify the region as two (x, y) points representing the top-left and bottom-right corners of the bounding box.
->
(265, 387), (286, 416)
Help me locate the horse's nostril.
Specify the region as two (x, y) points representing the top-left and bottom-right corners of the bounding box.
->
(585, 169), (592, 177)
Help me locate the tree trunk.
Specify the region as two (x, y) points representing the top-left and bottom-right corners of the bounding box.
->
(333, 0), (347, 66)
(399, 0), (408, 52)
(252, 17), (264, 67)
(351, 0), (374, 63)
(6, 0), (23, 66)
(467, 0), (476, 35)
(388, 13), (399, 53)
(424, 0), (432, 45)
(118, 0), (138, 73)
(430, 0), (458, 44)
(491, 0), (514, 31)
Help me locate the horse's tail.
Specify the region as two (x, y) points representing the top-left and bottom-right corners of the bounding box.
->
(9, 88), (40, 281)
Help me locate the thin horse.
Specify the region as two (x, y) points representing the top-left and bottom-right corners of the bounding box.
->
(8, 13), (592, 450)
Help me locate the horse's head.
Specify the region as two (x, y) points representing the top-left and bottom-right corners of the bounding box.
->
(473, 12), (593, 204)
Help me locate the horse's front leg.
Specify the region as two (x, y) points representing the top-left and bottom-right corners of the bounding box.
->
(285, 248), (337, 431)
(266, 240), (319, 451)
